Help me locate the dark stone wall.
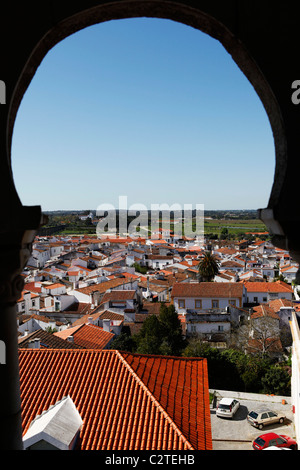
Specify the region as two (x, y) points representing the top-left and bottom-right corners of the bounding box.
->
(0, 1), (300, 448)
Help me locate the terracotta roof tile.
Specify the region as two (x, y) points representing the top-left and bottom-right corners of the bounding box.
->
(54, 324), (114, 349)
(244, 281), (293, 293)
(18, 329), (82, 349)
(101, 290), (136, 302)
(121, 353), (212, 450)
(171, 282), (244, 298)
(19, 350), (212, 450)
(251, 304), (279, 320)
(74, 278), (135, 295)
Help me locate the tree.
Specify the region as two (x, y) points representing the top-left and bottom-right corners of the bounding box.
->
(109, 325), (135, 352)
(198, 251), (219, 282)
(183, 339), (274, 393)
(247, 316), (281, 358)
(158, 304), (186, 355)
(220, 227), (228, 239)
(261, 365), (291, 396)
(134, 314), (163, 355)
(134, 304), (186, 356)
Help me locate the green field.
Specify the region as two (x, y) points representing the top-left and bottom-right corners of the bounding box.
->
(204, 218), (268, 236)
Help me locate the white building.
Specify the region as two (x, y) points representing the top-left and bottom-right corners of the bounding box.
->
(41, 283), (67, 296)
(244, 281), (293, 304)
(185, 311), (231, 340)
(290, 311), (300, 445)
(280, 264), (299, 283)
(146, 255), (174, 270)
(17, 291), (40, 315)
(171, 282), (247, 313)
(27, 247), (50, 268)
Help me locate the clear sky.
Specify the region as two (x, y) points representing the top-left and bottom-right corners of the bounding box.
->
(11, 17), (275, 212)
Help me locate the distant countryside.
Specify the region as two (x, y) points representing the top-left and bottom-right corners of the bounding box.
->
(39, 209), (269, 240)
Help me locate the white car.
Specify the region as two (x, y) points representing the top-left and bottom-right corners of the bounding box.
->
(216, 398), (240, 419)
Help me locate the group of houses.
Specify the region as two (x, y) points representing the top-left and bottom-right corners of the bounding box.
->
(17, 230), (300, 450)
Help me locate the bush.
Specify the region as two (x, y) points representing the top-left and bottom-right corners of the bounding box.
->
(261, 365), (291, 396)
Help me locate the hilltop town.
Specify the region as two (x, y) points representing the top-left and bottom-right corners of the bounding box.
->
(17, 220), (300, 450)
(18, 221), (299, 353)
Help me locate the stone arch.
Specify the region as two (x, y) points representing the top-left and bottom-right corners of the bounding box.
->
(7, 2), (285, 219)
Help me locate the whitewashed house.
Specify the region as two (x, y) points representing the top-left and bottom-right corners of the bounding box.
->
(49, 243), (65, 258)
(185, 310), (231, 341)
(27, 247), (50, 268)
(262, 266), (276, 279)
(41, 283), (67, 296)
(146, 255), (174, 270)
(280, 264), (299, 283)
(17, 291), (40, 315)
(17, 315), (64, 336)
(171, 282), (247, 313)
(244, 281), (293, 304)
(100, 290), (138, 313)
(69, 278), (139, 305)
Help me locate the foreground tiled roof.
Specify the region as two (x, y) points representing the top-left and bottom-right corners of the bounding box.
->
(19, 349), (212, 450)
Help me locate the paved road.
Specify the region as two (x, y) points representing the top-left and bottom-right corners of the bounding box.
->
(210, 395), (296, 450)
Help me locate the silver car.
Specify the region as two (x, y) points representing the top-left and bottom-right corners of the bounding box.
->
(247, 409), (286, 430)
(216, 398), (240, 418)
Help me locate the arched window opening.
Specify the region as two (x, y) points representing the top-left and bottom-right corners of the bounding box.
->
(11, 18), (275, 239)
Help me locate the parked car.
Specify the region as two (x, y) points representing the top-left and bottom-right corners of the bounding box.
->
(252, 432), (297, 450)
(216, 398), (240, 418)
(247, 409), (286, 429)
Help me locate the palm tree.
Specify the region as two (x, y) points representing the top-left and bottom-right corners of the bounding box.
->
(198, 251), (219, 282)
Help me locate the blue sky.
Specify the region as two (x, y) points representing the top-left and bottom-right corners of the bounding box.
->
(11, 17), (275, 212)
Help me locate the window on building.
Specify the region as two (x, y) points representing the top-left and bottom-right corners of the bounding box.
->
(195, 299), (202, 309)
(178, 299), (185, 309)
(212, 300), (219, 308)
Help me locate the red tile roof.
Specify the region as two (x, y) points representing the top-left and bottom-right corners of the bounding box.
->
(17, 291), (39, 302)
(101, 290), (136, 302)
(171, 282), (244, 298)
(267, 298), (294, 312)
(44, 283), (66, 290)
(251, 304), (279, 320)
(24, 282), (42, 293)
(19, 350), (212, 450)
(244, 281), (293, 293)
(54, 324), (114, 349)
(74, 278), (135, 295)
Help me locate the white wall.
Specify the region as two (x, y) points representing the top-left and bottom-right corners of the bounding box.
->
(187, 321), (230, 336)
(173, 296), (242, 312)
(290, 311), (300, 445)
(246, 291), (293, 303)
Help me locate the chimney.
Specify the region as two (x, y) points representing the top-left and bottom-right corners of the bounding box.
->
(102, 319), (111, 332)
(28, 338), (40, 349)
